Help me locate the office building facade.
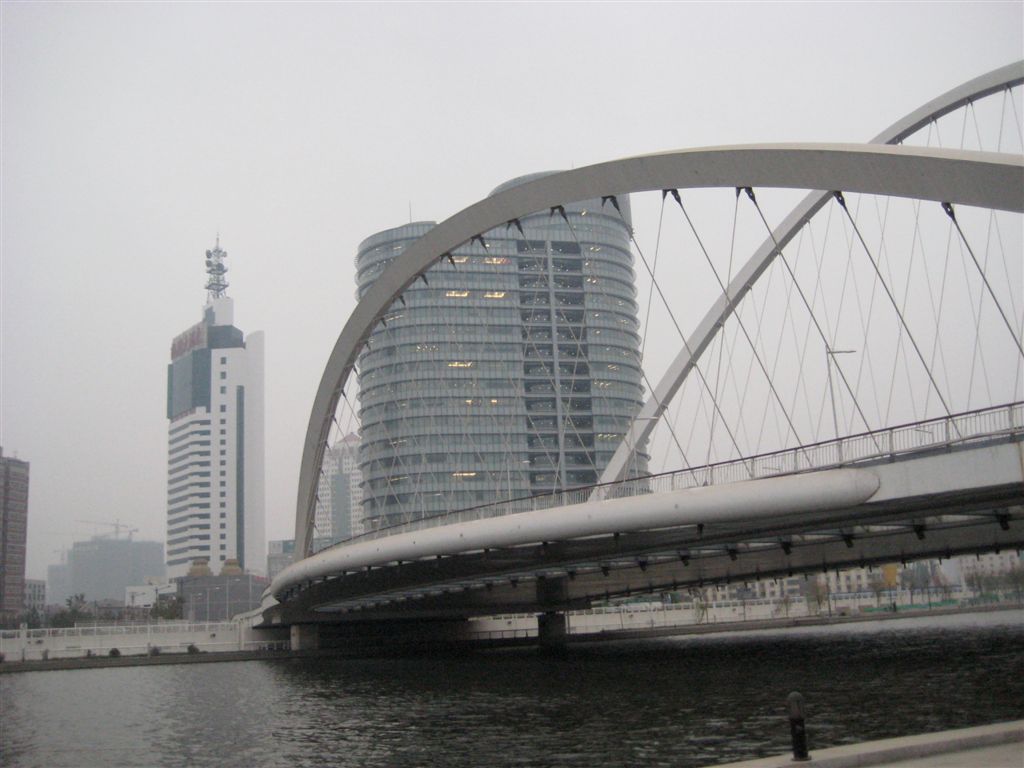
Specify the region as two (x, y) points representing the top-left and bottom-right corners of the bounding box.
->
(0, 449), (30, 625)
(314, 433), (363, 548)
(355, 175), (645, 529)
(23, 578), (45, 615)
(66, 536), (165, 602)
(166, 239), (265, 579)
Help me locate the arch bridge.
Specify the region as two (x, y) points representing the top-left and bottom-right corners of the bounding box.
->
(261, 63), (1024, 647)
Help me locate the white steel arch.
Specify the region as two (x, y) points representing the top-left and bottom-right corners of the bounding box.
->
(295, 143), (1023, 557)
(595, 62), (1024, 489)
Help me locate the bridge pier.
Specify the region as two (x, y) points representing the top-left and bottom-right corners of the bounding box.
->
(535, 574), (570, 650)
(537, 611), (569, 650)
(290, 624), (320, 651)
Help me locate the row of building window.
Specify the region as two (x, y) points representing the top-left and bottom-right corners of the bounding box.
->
(169, 438), (210, 458)
(361, 412), (611, 437)
(168, 418), (211, 437)
(364, 374), (638, 409)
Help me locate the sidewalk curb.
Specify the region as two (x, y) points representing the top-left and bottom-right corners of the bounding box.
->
(709, 720), (1023, 768)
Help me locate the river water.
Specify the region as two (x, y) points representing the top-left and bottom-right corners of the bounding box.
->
(2, 611), (1022, 768)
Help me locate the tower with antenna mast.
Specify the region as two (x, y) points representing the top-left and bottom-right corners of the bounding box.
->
(205, 235), (229, 299)
(165, 236), (265, 580)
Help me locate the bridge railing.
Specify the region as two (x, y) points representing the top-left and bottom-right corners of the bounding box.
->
(333, 401), (1022, 548)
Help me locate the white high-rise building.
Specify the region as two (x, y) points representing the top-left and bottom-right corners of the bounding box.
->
(314, 433), (363, 548)
(166, 239), (265, 579)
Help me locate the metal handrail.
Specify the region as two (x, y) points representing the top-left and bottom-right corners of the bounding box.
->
(328, 401), (1023, 549)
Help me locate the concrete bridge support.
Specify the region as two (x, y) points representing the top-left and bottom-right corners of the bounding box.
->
(537, 612), (569, 649)
(536, 574), (570, 650)
(290, 624), (321, 651)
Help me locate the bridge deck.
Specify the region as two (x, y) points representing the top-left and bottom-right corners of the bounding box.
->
(263, 409), (1023, 627)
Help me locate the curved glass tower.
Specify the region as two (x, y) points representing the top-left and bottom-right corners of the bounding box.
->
(355, 175), (645, 530)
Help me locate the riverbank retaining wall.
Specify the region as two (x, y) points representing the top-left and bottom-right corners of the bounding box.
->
(0, 620), (289, 661)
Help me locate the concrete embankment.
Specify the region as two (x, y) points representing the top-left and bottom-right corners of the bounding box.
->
(2, 603), (1019, 674)
(567, 602), (1021, 643)
(0, 648), (294, 674)
(709, 719), (1023, 768)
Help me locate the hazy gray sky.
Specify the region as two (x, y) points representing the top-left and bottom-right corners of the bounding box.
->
(2, 2), (1021, 579)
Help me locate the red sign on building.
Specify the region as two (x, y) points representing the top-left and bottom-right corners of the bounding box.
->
(171, 322), (207, 360)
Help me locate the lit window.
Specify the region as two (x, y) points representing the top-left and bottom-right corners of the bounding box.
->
(446, 290), (469, 298)
(484, 291), (506, 299)
(452, 471), (477, 478)
(483, 257), (509, 265)
(451, 256), (469, 264)
(448, 361), (474, 368)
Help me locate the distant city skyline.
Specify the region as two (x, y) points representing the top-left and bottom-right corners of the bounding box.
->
(1, 3), (1020, 579)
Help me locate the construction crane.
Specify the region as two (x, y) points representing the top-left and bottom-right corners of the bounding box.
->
(74, 519), (139, 541)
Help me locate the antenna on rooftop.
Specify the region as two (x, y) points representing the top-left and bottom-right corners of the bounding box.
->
(204, 235), (229, 299)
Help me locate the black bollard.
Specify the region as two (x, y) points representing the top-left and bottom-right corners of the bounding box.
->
(787, 691), (811, 761)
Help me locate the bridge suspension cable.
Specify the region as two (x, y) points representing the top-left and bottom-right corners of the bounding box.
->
(293, 63), (1024, 559)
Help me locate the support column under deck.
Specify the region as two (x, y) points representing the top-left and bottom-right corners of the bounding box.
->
(537, 611), (568, 649)
(290, 623), (321, 651)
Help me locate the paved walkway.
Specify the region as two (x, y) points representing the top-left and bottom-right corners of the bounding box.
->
(710, 720), (1023, 768)
(881, 741), (1021, 767)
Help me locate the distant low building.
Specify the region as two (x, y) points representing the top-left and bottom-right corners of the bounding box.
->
(959, 552), (1023, 582)
(125, 581), (177, 610)
(47, 561), (71, 607)
(23, 579), (45, 616)
(66, 536), (165, 603)
(178, 558), (269, 621)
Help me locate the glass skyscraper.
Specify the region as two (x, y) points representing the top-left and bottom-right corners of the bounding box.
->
(355, 175), (645, 530)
